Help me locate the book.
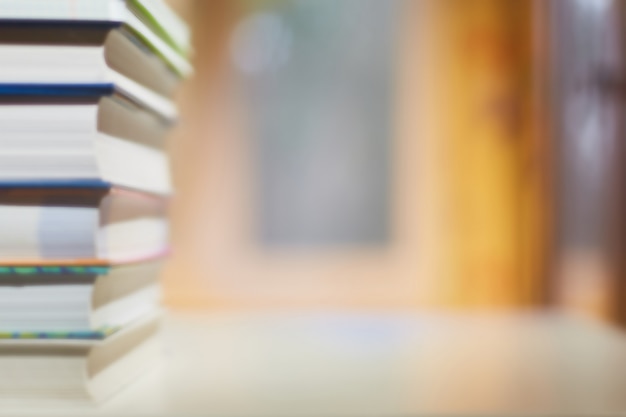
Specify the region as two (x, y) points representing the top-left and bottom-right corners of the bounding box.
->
(0, 89), (172, 194)
(0, 0), (188, 406)
(0, 22), (182, 99)
(0, 184), (168, 264)
(0, 0), (192, 76)
(0, 79), (175, 122)
(0, 261), (161, 334)
(0, 313), (159, 405)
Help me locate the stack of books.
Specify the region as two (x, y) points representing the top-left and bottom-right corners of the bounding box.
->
(0, 0), (191, 405)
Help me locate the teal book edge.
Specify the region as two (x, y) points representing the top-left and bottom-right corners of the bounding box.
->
(0, 327), (119, 341)
(0, 266), (111, 276)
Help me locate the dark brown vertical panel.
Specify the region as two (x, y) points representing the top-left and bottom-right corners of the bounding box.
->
(550, 0), (626, 322)
(528, 0), (553, 307)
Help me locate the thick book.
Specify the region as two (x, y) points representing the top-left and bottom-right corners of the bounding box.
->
(0, 0), (192, 76)
(0, 313), (159, 405)
(0, 183), (169, 264)
(0, 88), (172, 194)
(0, 261), (161, 335)
(0, 22), (183, 106)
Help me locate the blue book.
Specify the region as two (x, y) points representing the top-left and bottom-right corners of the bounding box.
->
(0, 19), (183, 119)
(0, 85), (172, 195)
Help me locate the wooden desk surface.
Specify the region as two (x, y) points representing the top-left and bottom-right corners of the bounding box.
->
(6, 310), (626, 416)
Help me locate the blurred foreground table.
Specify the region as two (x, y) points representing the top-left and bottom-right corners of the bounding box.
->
(9, 310), (626, 416)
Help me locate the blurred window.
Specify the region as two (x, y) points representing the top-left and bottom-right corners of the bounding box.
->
(231, 0), (399, 247)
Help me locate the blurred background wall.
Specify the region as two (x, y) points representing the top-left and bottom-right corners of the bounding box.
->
(161, 0), (545, 311)
(163, 0), (428, 309)
(161, 0), (626, 321)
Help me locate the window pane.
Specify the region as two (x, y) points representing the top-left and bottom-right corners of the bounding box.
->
(233, 0), (399, 247)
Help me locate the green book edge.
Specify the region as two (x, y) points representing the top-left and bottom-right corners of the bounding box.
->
(128, 0), (189, 58)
